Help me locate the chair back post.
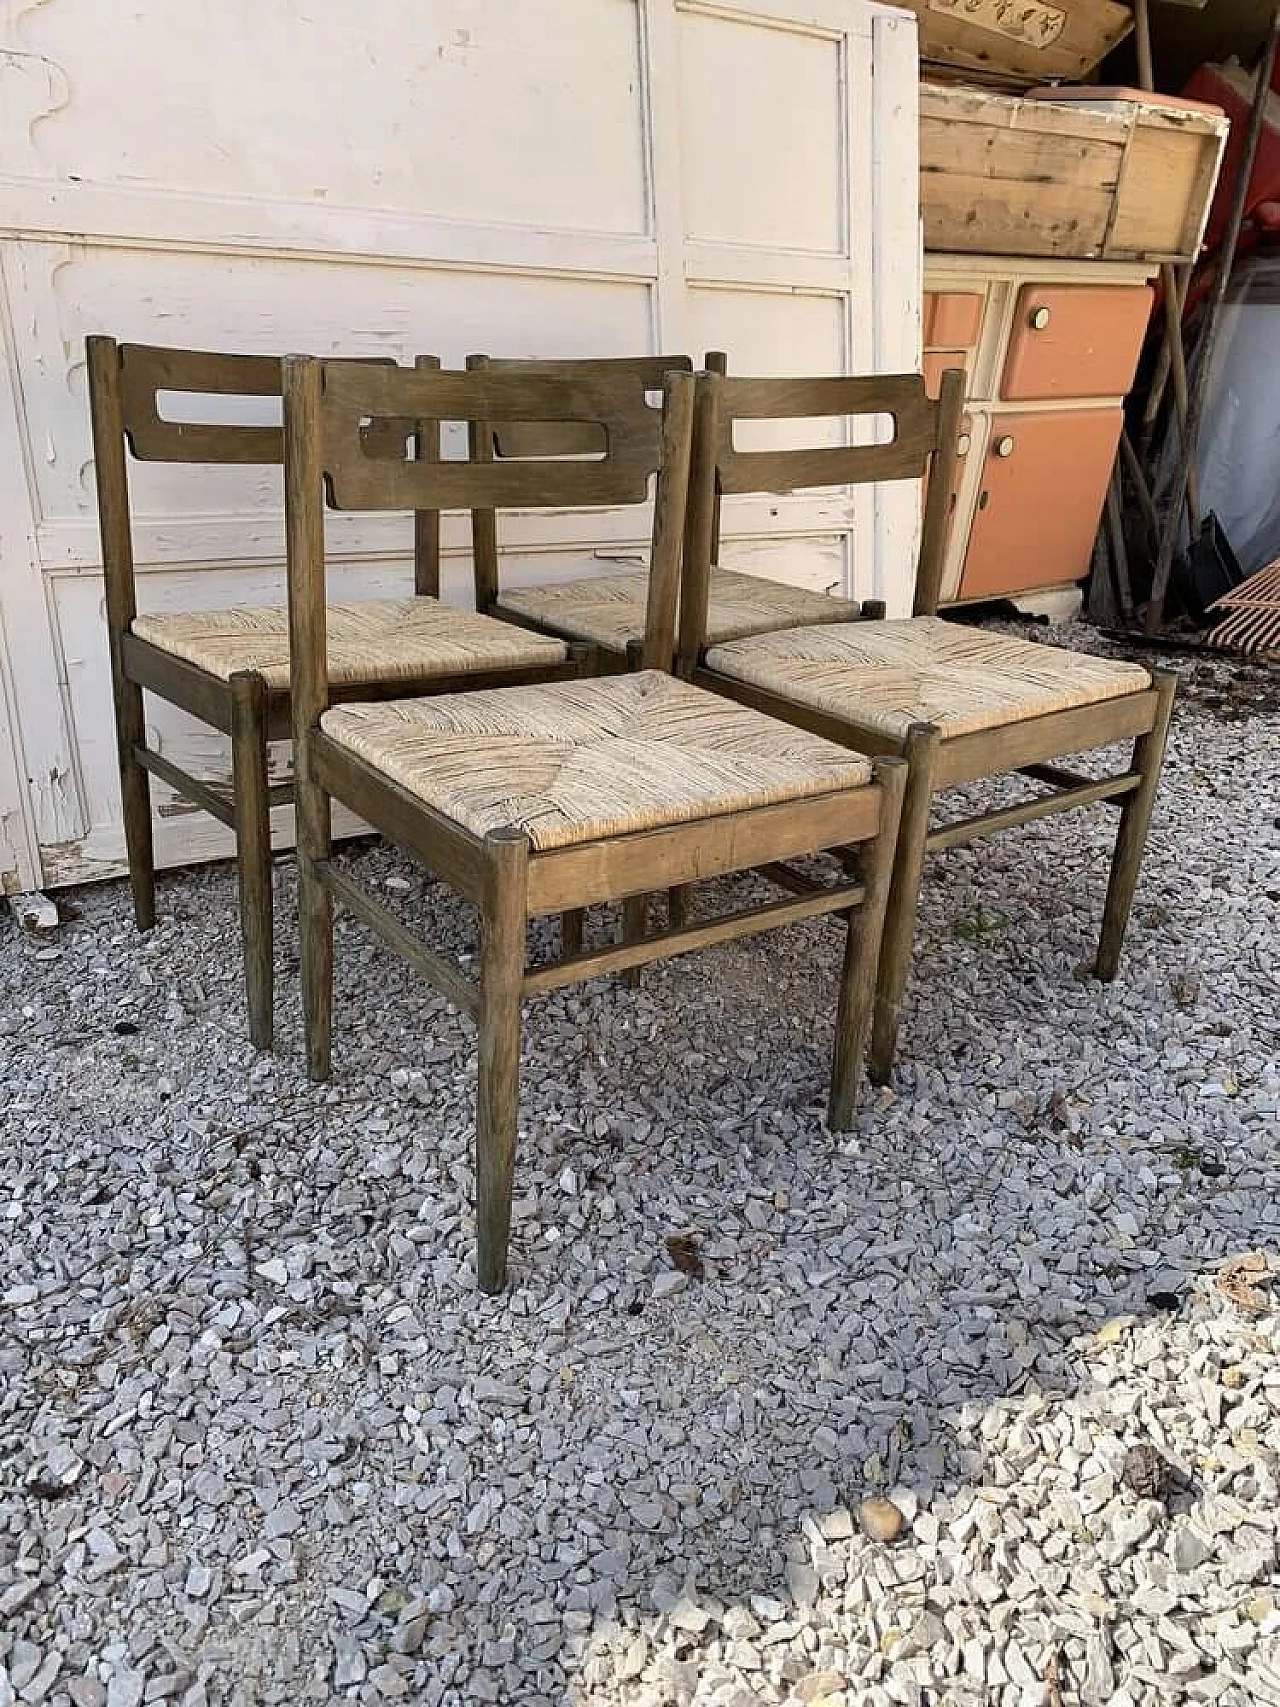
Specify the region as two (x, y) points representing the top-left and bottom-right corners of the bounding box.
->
(282, 355), (330, 754)
(703, 349), (728, 568)
(914, 366), (966, 619)
(677, 367), (724, 678)
(640, 370), (696, 673)
(465, 354), (501, 612)
(412, 354), (442, 598)
(86, 336), (138, 669)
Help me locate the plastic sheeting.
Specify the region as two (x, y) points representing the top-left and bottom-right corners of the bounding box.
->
(1195, 255), (1280, 578)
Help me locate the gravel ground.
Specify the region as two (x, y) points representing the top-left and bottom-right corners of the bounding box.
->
(1, 634), (1278, 1707)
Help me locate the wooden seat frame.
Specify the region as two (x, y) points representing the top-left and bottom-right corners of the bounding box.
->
(678, 366), (1176, 1081)
(469, 351), (881, 653)
(466, 352), (694, 670)
(283, 357), (908, 1292)
(88, 339), (581, 1052)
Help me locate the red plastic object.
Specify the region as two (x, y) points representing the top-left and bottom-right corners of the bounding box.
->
(1182, 62), (1280, 252)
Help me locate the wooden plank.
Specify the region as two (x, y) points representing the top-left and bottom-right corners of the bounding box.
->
(122, 634), (234, 733)
(937, 689), (1157, 787)
(1020, 761), (1123, 793)
(1107, 123), (1224, 258)
(926, 770), (1141, 853)
(920, 85), (1228, 262)
(317, 860), (480, 1019)
(321, 362), (665, 512)
(900, 0), (1132, 86)
(919, 85), (1133, 144)
(523, 881), (866, 995)
(526, 787), (881, 916)
(120, 344), (283, 463)
(133, 744), (237, 828)
(920, 116), (1124, 193)
(922, 170), (1114, 258)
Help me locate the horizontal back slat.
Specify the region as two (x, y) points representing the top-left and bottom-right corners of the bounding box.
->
(318, 360), (667, 512)
(118, 345), (413, 465)
(119, 344), (284, 463)
(714, 372), (939, 494)
(473, 354), (693, 460)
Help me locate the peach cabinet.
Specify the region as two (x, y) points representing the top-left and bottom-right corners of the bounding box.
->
(925, 255), (1156, 607)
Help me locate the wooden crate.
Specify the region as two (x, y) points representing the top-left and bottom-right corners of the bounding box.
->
(896, 0), (1131, 86)
(921, 84), (1229, 262)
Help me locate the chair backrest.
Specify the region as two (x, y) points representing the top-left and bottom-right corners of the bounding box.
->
(464, 354), (694, 611)
(113, 342), (285, 464)
(282, 357), (697, 730)
(678, 362), (966, 668)
(85, 338), (443, 614)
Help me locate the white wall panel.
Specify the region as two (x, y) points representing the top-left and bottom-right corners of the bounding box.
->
(0, 0), (919, 890)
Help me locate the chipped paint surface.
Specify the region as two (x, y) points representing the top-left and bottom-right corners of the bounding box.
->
(1, 0), (919, 887)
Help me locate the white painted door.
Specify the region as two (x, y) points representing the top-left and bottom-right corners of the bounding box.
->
(0, 0), (920, 890)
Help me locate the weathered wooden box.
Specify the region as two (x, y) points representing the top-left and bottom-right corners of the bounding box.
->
(898, 0), (1132, 86)
(921, 83), (1229, 262)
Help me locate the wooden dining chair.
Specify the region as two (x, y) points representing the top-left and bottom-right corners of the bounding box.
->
(678, 367), (1176, 1081)
(467, 352), (868, 664)
(88, 339), (577, 1052)
(282, 356), (907, 1291)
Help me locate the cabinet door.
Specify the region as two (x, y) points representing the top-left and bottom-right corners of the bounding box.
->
(959, 408), (1122, 600)
(924, 290), (983, 349)
(1002, 284), (1152, 401)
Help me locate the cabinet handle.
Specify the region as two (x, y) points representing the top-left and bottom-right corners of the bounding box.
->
(994, 434), (1015, 458)
(956, 432), (971, 456)
(1029, 305), (1051, 331)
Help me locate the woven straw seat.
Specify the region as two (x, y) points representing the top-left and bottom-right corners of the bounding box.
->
(495, 567), (862, 652)
(321, 669), (871, 851)
(131, 597), (567, 689)
(705, 617), (1151, 742)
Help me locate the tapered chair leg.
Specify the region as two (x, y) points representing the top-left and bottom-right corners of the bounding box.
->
(116, 676), (156, 932)
(829, 757), (907, 1128)
(869, 722), (942, 1085)
(295, 760), (334, 1083)
(230, 671), (274, 1051)
(1095, 670), (1176, 982)
(476, 830), (530, 1294)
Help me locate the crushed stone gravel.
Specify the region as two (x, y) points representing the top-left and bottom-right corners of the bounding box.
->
(1, 632), (1277, 1707)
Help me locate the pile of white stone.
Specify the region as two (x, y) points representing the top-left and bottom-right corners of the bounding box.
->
(1, 642), (1276, 1706)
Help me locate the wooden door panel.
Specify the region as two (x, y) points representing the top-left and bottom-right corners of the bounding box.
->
(959, 407), (1121, 599)
(1002, 283), (1152, 400)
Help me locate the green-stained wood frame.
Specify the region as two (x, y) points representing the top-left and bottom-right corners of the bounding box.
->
(283, 356), (908, 1292)
(678, 364), (1176, 1080)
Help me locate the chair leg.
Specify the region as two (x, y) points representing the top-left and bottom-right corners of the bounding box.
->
(295, 747), (333, 1083)
(230, 672), (274, 1052)
(561, 908), (585, 959)
(829, 758), (907, 1129)
(621, 893), (648, 987)
(1095, 670), (1176, 982)
(869, 723), (941, 1085)
(476, 830), (530, 1294)
(668, 885), (690, 929)
(116, 676), (156, 932)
